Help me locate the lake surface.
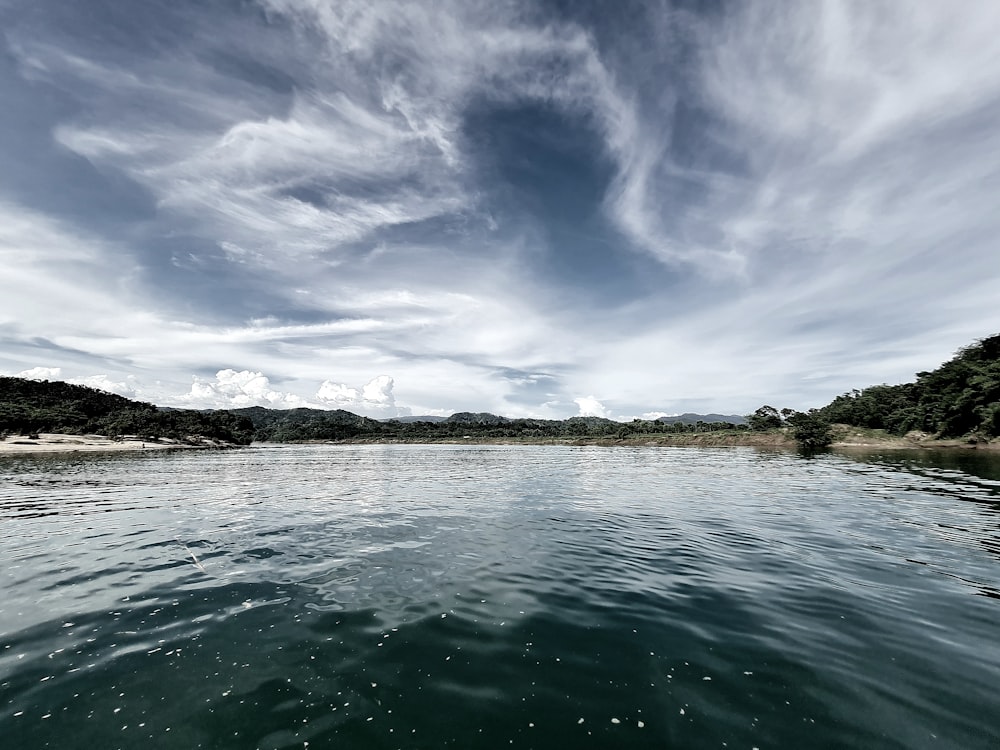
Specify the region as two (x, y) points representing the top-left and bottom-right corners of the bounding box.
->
(2, 445), (999, 749)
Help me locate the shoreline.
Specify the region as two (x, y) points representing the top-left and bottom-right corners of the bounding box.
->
(263, 430), (1000, 452)
(2, 431), (997, 456)
(0, 433), (238, 455)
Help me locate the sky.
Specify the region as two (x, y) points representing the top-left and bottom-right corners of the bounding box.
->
(2, 0), (1000, 420)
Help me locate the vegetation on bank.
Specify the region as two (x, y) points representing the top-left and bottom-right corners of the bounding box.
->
(231, 409), (751, 443)
(0, 378), (254, 445)
(819, 334), (1000, 440)
(0, 381), (750, 445)
(744, 333), (1000, 449)
(2, 333), (996, 450)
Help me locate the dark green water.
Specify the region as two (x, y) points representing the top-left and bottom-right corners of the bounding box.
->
(1, 445), (998, 749)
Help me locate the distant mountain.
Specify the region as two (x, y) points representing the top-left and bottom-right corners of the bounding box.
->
(656, 413), (747, 425)
(228, 406), (381, 441)
(565, 416), (618, 427)
(385, 415), (447, 423)
(445, 412), (510, 425)
(1, 377), (754, 444)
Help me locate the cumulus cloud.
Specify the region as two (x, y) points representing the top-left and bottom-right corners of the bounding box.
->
(574, 396), (611, 419)
(173, 369), (412, 417)
(69, 375), (140, 398)
(181, 369), (312, 410)
(316, 374), (409, 417)
(16, 367), (63, 381)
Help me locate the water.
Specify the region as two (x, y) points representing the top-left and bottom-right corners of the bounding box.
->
(1, 445), (998, 749)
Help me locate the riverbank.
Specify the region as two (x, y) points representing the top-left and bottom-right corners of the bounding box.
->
(3, 428), (997, 455)
(828, 425), (1000, 451)
(0, 433), (239, 454)
(280, 427), (1000, 451)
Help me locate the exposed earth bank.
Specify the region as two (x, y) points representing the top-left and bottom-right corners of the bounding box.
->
(0, 433), (239, 454)
(3, 427), (998, 455)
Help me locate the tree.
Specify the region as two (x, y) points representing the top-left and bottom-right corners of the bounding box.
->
(786, 410), (833, 450)
(746, 405), (784, 431)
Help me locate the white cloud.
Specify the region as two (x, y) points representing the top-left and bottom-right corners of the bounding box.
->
(4, 1), (1000, 421)
(181, 369), (312, 410)
(68, 375), (139, 398)
(316, 374), (409, 417)
(641, 411), (678, 421)
(574, 396), (610, 419)
(16, 367), (62, 381)
(173, 369), (412, 418)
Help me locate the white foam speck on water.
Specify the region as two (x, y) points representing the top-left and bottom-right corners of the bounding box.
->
(638, 721), (645, 728)
(611, 718), (620, 724)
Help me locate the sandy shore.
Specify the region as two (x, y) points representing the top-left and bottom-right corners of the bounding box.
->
(2, 431), (995, 455)
(0, 433), (230, 455)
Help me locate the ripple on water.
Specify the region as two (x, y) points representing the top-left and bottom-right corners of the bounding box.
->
(1, 445), (998, 749)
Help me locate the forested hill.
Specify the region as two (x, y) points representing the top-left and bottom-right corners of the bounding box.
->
(4, 332), (996, 446)
(230, 409), (747, 441)
(0, 378), (750, 443)
(814, 333), (1000, 439)
(0, 377), (254, 444)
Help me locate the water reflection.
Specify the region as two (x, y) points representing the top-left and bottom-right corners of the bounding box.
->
(833, 448), (1000, 583)
(1, 445), (999, 749)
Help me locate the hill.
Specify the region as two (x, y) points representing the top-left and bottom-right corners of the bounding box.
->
(816, 333), (1000, 439)
(385, 415), (447, 423)
(7, 332), (995, 448)
(656, 413), (746, 426)
(0, 377), (254, 444)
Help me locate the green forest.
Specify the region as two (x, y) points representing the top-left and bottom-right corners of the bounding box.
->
(818, 333), (1000, 438)
(2, 333), (997, 448)
(743, 332), (1000, 448)
(0, 377), (255, 445)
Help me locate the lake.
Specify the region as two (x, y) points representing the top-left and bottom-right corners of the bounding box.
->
(1, 445), (998, 749)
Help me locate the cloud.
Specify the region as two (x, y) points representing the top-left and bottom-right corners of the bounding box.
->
(175, 369), (411, 418)
(316, 374), (409, 417)
(687, 2), (1000, 284)
(574, 396), (611, 419)
(181, 369), (312, 410)
(16, 366), (62, 381)
(641, 411), (677, 421)
(3, 1), (1000, 421)
(69, 375), (139, 398)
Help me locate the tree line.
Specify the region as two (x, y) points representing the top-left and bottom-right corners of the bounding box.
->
(230, 408), (751, 442)
(745, 332), (1000, 449)
(0, 377), (255, 444)
(2, 332), (996, 449)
